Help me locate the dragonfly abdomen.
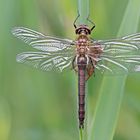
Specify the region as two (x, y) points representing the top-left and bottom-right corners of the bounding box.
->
(78, 56), (87, 128)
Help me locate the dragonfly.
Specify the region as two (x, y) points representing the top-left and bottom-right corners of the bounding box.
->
(12, 15), (140, 129)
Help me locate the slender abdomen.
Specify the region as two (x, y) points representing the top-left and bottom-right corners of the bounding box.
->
(77, 56), (87, 129)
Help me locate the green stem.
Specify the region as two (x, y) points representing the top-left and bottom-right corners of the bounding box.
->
(78, 0), (89, 24)
(79, 128), (83, 140)
(89, 0), (140, 140)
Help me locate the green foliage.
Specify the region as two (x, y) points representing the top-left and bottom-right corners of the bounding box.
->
(88, 1), (140, 140)
(0, 0), (140, 140)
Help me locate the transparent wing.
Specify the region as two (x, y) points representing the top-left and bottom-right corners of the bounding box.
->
(16, 48), (74, 72)
(12, 27), (75, 52)
(91, 33), (140, 74)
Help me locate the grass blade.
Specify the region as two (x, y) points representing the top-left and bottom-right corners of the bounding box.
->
(78, 0), (89, 24)
(89, 0), (140, 140)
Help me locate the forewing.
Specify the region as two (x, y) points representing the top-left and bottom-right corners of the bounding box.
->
(12, 27), (75, 52)
(16, 48), (74, 72)
(91, 33), (140, 74)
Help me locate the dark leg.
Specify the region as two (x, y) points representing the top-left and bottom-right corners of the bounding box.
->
(86, 14), (96, 31)
(73, 11), (80, 28)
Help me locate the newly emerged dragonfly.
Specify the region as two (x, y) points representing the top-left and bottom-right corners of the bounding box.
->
(12, 16), (140, 129)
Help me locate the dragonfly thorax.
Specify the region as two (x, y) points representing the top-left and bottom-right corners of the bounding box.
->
(76, 34), (89, 55)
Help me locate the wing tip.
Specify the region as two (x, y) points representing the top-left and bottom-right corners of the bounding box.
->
(11, 27), (17, 36)
(11, 27), (30, 36)
(16, 53), (25, 63)
(11, 27), (22, 36)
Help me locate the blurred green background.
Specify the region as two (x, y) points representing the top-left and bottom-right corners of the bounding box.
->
(0, 0), (140, 140)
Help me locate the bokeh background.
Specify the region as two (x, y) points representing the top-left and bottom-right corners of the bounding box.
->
(0, 0), (140, 140)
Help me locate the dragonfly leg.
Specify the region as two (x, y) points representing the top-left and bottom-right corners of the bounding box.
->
(86, 14), (96, 31)
(73, 11), (80, 28)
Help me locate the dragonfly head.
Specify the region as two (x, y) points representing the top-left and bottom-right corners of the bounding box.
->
(75, 25), (91, 35)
